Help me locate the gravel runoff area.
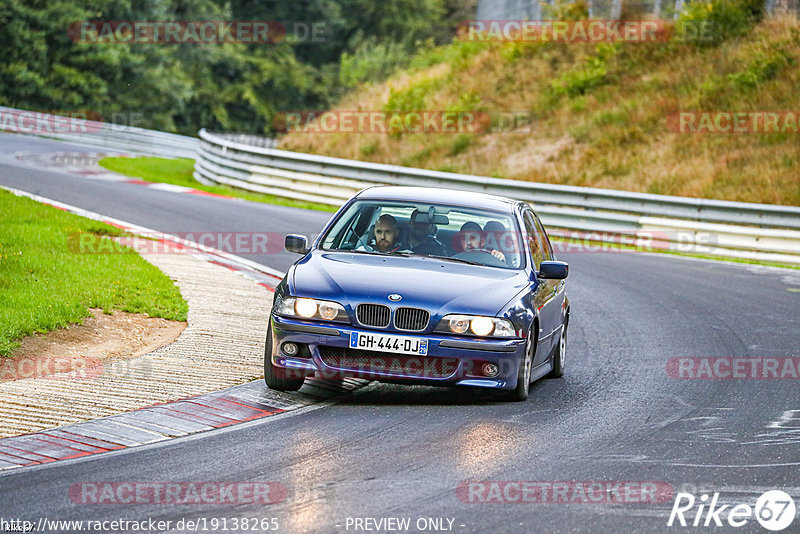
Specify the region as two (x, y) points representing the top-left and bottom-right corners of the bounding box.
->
(0, 252), (273, 438)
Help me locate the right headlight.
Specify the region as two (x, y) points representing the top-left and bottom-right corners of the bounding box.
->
(434, 314), (517, 338)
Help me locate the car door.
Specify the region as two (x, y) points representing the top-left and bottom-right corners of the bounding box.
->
(523, 210), (560, 365)
(534, 213), (566, 353)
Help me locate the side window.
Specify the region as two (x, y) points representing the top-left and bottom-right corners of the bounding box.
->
(523, 211), (544, 270)
(533, 215), (554, 261)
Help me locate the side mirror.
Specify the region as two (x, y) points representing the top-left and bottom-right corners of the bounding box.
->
(538, 261), (569, 280)
(285, 234), (309, 254)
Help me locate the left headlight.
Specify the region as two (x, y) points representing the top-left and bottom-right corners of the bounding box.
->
(274, 295), (349, 323)
(434, 314), (517, 338)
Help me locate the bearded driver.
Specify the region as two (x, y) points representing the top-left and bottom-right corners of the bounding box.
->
(373, 214), (404, 252)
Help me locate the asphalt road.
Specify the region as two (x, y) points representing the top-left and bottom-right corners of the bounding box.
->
(1, 134), (799, 533)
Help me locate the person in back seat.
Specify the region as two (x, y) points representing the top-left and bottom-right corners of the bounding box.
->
(483, 220), (511, 264)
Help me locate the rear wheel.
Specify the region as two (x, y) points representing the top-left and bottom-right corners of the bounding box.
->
(264, 319), (305, 392)
(548, 324), (566, 379)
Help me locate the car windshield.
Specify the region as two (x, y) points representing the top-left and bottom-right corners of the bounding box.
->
(320, 200), (525, 270)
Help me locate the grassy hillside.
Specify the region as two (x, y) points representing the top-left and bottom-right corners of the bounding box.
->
(279, 5), (800, 206)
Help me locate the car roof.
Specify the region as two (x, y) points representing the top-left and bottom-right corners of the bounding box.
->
(355, 186), (520, 212)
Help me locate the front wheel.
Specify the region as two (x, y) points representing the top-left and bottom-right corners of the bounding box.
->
(264, 319), (305, 392)
(505, 332), (535, 402)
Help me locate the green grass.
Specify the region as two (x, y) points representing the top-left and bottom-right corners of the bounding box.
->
(98, 156), (336, 212)
(0, 190), (188, 358)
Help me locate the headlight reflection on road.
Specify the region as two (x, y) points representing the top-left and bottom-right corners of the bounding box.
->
(455, 422), (524, 478)
(283, 429), (341, 533)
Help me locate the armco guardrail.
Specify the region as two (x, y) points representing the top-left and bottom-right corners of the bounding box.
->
(0, 106), (197, 159)
(195, 129), (800, 264)
(11, 107), (797, 263)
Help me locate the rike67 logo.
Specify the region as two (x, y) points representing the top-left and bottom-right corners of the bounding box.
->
(668, 490), (796, 531)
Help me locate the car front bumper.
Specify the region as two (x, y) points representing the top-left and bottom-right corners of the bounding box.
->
(270, 315), (527, 390)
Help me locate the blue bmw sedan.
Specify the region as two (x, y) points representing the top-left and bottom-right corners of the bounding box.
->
(265, 186), (569, 401)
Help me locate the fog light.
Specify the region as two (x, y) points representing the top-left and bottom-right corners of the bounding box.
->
(282, 342), (298, 356)
(482, 363), (499, 377)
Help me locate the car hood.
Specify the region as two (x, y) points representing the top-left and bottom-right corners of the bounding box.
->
(290, 251), (530, 317)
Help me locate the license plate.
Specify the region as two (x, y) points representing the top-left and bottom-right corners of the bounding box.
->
(349, 332), (428, 356)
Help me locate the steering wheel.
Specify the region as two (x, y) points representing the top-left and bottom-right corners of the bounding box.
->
(453, 249), (508, 267)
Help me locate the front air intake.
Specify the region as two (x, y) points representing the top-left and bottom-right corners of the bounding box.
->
(356, 304), (391, 328)
(394, 307), (430, 331)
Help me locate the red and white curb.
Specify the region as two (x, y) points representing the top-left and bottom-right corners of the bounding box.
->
(123, 179), (242, 200)
(0, 378), (366, 472)
(12, 150), (246, 199)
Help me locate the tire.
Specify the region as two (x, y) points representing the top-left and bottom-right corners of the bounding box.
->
(264, 319), (305, 392)
(505, 330), (535, 402)
(548, 324), (566, 379)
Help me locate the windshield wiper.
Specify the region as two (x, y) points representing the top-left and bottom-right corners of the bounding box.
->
(331, 249), (410, 257)
(327, 248), (378, 256)
(427, 255), (482, 266)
